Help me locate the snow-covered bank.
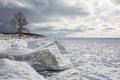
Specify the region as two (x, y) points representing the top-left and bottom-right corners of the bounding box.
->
(0, 33), (44, 40)
(0, 59), (46, 80)
(0, 38), (72, 70)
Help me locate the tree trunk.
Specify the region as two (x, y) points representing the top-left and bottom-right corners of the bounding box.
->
(17, 26), (23, 38)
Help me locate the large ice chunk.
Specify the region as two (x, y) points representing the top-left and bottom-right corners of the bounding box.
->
(30, 44), (72, 70)
(0, 59), (46, 80)
(53, 39), (68, 54)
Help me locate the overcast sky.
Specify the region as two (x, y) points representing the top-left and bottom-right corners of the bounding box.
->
(0, 0), (120, 38)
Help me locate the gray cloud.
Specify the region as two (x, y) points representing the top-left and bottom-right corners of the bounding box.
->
(0, 0), (90, 22)
(0, 0), (48, 32)
(0, 22), (3, 26)
(30, 27), (69, 37)
(103, 28), (116, 31)
(42, 0), (90, 17)
(0, 0), (48, 9)
(0, 23), (12, 33)
(26, 0), (90, 23)
(33, 24), (95, 33)
(111, 0), (120, 5)
(76, 24), (95, 32)
(0, 0), (119, 37)
(30, 24), (95, 37)
(0, 0), (90, 34)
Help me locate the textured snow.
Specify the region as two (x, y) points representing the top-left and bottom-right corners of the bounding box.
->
(0, 38), (52, 54)
(30, 44), (72, 70)
(0, 37), (119, 80)
(0, 38), (71, 70)
(48, 39), (120, 80)
(0, 59), (46, 80)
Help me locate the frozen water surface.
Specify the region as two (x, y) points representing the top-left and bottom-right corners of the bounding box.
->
(48, 38), (120, 80)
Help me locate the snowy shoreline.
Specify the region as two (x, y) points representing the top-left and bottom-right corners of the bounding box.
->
(0, 34), (72, 80)
(0, 33), (45, 40)
(0, 59), (46, 80)
(0, 34), (120, 80)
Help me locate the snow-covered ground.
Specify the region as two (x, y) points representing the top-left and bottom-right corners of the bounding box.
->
(49, 38), (120, 80)
(0, 35), (120, 80)
(0, 59), (46, 80)
(0, 38), (52, 54)
(0, 35), (72, 80)
(0, 37), (71, 70)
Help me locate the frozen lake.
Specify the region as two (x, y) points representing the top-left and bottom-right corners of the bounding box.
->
(41, 38), (120, 80)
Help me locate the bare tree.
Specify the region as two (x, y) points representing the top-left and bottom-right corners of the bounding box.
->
(11, 12), (28, 37)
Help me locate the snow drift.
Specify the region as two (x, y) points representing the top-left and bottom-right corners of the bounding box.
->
(0, 59), (46, 80)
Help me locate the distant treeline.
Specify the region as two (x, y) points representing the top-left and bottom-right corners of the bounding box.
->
(1, 32), (45, 38)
